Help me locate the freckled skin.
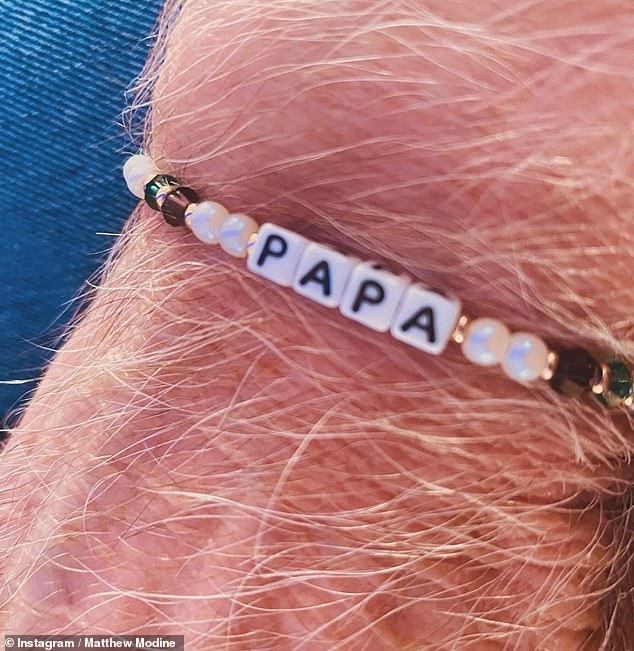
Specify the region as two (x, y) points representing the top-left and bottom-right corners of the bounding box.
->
(1, 1), (634, 649)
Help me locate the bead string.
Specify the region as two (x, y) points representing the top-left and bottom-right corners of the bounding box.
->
(123, 154), (634, 411)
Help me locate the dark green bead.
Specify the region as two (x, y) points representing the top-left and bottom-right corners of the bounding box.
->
(596, 360), (633, 408)
(144, 174), (179, 211)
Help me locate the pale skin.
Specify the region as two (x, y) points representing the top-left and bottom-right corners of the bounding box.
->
(1, 1), (634, 649)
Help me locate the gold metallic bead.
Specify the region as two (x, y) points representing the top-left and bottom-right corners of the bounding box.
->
(451, 314), (470, 344)
(591, 362), (611, 395)
(540, 350), (560, 381)
(246, 230), (259, 253)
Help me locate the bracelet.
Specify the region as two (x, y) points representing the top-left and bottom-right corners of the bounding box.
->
(123, 154), (634, 411)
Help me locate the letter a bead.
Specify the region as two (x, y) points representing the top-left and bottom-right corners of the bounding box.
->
(390, 284), (462, 355)
(293, 243), (357, 308)
(340, 262), (410, 332)
(247, 223), (308, 287)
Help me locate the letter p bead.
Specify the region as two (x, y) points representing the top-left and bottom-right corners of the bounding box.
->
(247, 223), (308, 287)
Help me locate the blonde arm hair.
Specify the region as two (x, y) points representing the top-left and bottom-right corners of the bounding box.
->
(2, 1), (633, 648)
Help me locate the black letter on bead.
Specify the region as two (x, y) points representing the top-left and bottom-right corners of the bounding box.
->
(352, 280), (385, 312)
(400, 307), (437, 344)
(258, 235), (288, 267)
(299, 261), (332, 297)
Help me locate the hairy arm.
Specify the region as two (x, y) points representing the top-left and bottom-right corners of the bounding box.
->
(1, 1), (634, 649)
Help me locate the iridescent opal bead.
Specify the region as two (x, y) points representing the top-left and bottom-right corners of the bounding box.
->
(461, 317), (510, 367)
(218, 213), (259, 258)
(185, 201), (230, 244)
(501, 332), (549, 383)
(123, 154), (159, 198)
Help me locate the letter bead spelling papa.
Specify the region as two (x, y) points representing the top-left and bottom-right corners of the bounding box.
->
(247, 223), (308, 287)
(293, 243), (359, 308)
(391, 284), (462, 355)
(339, 261), (410, 333)
(123, 153), (634, 411)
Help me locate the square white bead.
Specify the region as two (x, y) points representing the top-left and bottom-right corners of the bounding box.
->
(292, 243), (357, 308)
(339, 261), (410, 332)
(247, 223), (308, 287)
(390, 283), (461, 355)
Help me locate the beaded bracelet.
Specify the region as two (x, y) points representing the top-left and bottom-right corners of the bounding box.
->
(123, 154), (634, 411)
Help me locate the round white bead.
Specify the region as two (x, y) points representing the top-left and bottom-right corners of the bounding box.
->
(501, 332), (549, 383)
(217, 213), (259, 258)
(186, 201), (230, 244)
(462, 318), (510, 367)
(123, 154), (158, 198)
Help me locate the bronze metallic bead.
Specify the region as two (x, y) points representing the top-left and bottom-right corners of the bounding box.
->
(161, 187), (200, 227)
(540, 350), (559, 382)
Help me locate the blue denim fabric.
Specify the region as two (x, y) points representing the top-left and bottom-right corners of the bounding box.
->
(0, 0), (163, 423)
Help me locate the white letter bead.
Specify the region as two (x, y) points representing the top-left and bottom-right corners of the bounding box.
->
(339, 262), (410, 333)
(123, 154), (159, 198)
(461, 317), (510, 366)
(247, 222), (308, 287)
(292, 243), (357, 308)
(501, 332), (549, 383)
(390, 284), (461, 355)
